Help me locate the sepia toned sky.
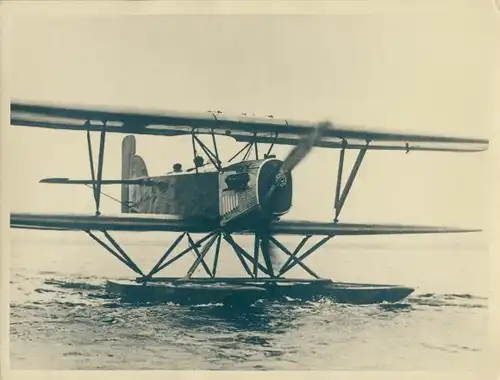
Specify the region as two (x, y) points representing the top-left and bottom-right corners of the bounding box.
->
(4, 4), (497, 241)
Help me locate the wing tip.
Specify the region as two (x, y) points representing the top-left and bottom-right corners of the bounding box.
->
(39, 177), (70, 183)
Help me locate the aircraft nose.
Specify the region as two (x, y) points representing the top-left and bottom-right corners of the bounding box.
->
(257, 159), (293, 216)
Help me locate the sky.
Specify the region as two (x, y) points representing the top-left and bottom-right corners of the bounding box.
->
(3, 3), (498, 243)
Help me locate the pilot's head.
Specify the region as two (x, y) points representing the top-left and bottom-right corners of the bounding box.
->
(173, 163), (182, 172)
(193, 156), (204, 168)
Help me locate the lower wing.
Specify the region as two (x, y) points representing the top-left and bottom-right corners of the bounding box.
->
(10, 212), (218, 233)
(10, 213), (481, 236)
(267, 220), (481, 235)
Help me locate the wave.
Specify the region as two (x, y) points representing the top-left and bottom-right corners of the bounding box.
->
(408, 292), (487, 309)
(43, 278), (104, 291)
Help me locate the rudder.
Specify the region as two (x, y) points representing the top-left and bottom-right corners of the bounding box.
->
(122, 135), (149, 213)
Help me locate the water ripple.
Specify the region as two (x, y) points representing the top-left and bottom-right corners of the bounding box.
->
(10, 276), (489, 370)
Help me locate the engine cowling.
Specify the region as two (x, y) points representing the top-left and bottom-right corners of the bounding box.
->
(218, 158), (293, 227)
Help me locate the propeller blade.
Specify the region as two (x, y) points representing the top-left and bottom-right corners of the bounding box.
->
(263, 121), (332, 207)
(259, 122), (332, 277)
(280, 121), (332, 174)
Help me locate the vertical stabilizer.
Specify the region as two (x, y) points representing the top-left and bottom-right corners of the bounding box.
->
(121, 135), (136, 213)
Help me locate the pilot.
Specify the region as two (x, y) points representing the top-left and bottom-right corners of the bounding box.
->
(173, 163), (182, 173)
(193, 155), (204, 168)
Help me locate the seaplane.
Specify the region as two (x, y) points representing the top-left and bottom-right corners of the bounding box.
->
(9, 101), (489, 306)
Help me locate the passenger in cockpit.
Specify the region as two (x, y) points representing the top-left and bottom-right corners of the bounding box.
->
(173, 163), (182, 173)
(193, 156), (204, 168)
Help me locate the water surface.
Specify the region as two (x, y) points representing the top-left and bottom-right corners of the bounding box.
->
(10, 231), (489, 370)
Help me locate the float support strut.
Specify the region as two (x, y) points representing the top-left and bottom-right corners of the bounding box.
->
(102, 230), (144, 276)
(87, 230), (143, 276)
(143, 233), (186, 280)
(279, 235), (335, 277)
(223, 233), (272, 278)
(211, 234), (223, 277)
(186, 232), (218, 278)
(270, 236), (320, 279)
(253, 233), (260, 278)
(153, 231), (217, 274)
(276, 235), (312, 277)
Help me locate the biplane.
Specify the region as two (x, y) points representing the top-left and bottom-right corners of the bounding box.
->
(9, 101), (489, 306)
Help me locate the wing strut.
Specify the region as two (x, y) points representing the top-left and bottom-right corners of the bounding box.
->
(193, 134), (222, 171)
(85, 120), (108, 215)
(188, 129), (224, 172)
(228, 142), (252, 163)
(334, 140), (369, 222)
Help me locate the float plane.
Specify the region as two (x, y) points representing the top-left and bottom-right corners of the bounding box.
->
(9, 101), (489, 306)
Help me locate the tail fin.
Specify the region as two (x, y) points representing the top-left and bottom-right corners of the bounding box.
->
(121, 135), (149, 213)
(121, 135), (135, 212)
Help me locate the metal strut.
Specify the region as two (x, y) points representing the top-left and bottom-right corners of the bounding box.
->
(85, 121), (107, 216)
(253, 233), (260, 278)
(222, 233), (272, 278)
(242, 142), (254, 161)
(185, 233), (219, 278)
(269, 236), (320, 279)
(222, 233), (254, 277)
(146, 231), (219, 279)
(193, 134), (222, 171)
(189, 129), (269, 170)
(186, 233), (215, 277)
(334, 140), (369, 222)
(228, 142), (252, 163)
(191, 131), (199, 174)
(211, 129), (221, 168)
(265, 132), (279, 157)
(87, 230), (144, 276)
(227, 131), (270, 163)
(276, 235), (312, 277)
(211, 234), (223, 277)
(143, 232), (186, 280)
(253, 132), (259, 160)
(278, 235), (335, 277)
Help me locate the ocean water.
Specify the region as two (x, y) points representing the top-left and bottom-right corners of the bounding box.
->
(9, 231), (490, 370)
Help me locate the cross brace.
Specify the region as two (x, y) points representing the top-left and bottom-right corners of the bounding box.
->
(191, 129), (269, 171)
(85, 227), (340, 282)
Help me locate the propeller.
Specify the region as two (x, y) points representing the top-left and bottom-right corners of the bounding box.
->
(258, 121), (332, 276)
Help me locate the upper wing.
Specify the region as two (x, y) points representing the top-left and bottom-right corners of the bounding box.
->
(10, 212), (218, 233)
(10, 213), (481, 236)
(11, 101), (488, 153)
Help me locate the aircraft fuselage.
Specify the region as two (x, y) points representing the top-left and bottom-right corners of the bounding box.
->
(123, 152), (293, 229)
